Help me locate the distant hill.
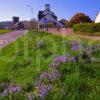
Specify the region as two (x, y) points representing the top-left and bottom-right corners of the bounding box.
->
(0, 21), (30, 29)
(0, 21), (13, 29)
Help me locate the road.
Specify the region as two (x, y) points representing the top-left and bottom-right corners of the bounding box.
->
(0, 30), (28, 49)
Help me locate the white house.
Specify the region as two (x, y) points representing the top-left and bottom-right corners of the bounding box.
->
(38, 4), (63, 28)
(95, 12), (100, 23)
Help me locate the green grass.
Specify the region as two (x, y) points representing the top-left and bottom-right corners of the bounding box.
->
(0, 30), (99, 99)
(0, 29), (13, 35)
(74, 31), (100, 36)
(73, 23), (100, 36)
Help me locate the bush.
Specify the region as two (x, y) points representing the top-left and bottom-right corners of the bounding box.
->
(73, 23), (100, 35)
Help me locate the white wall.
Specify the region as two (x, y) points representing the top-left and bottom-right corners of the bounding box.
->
(95, 12), (100, 23)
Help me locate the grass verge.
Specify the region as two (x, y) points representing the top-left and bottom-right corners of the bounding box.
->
(0, 30), (99, 99)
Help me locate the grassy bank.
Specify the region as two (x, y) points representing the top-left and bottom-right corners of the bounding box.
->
(0, 29), (13, 35)
(0, 30), (99, 99)
(74, 31), (100, 36)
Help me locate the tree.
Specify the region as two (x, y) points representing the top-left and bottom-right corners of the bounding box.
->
(59, 19), (69, 27)
(70, 13), (93, 25)
(29, 18), (38, 29)
(47, 21), (56, 28)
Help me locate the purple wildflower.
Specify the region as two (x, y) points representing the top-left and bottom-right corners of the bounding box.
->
(70, 57), (76, 62)
(71, 45), (78, 51)
(49, 69), (60, 81)
(1, 83), (22, 97)
(38, 84), (53, 99)
(34, 69), (59, 99)
(9, 84), (21, 94)
(38, 84), (48, 99)
(2, 89), (7, 97)
(40, 72), (49, 80)
(71, 40), (79, 51)
(50, 55), (68, 68)
(54, 56), (67, 63)
(47, 85), (53, 91)
(34, 80), (41, 87)
(50, 54), (76, 68)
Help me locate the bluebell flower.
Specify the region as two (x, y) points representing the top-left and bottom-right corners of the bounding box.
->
(2, 89), (7, 97)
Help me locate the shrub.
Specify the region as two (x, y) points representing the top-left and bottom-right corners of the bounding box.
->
(73, 23), (100, 35)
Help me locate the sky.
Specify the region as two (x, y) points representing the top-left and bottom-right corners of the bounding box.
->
(0, 0), (100, 21)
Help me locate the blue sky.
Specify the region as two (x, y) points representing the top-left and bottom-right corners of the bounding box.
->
(0, 0), (100, 21)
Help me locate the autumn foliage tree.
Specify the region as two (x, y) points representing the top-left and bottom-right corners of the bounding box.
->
(70, 13), (93, 25)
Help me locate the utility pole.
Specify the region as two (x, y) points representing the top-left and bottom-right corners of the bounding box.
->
(27, 4), (34, 30)
(44, 0), (47, 5)
(45, 0), (46, 4)
(27, 5), (33, 18)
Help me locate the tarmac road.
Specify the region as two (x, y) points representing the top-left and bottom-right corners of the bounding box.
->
(0, 30), (28, 49)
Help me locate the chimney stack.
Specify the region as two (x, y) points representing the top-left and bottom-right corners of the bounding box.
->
(13, 17), (19, 24)
(45, 4), (50, 11)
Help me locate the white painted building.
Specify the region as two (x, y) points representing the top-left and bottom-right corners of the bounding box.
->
(95, 12), (100, 23)
(38, 4), (63, 28)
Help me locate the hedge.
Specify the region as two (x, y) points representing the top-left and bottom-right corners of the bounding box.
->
(73, 23), (100, 35)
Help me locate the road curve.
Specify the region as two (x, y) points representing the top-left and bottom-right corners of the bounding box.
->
(0, 30), (28, 49)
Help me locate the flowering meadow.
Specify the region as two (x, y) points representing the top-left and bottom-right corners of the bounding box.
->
(0, 30), (100, 100)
